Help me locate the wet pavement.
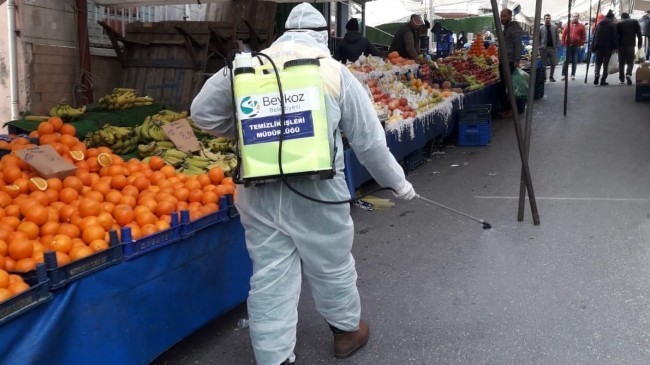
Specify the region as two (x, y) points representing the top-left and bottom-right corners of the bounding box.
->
(152, 63), (650, 365)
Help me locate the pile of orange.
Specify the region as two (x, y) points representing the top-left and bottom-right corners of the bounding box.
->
(0, 118), (236, 280)
(0, 268), (30, 302)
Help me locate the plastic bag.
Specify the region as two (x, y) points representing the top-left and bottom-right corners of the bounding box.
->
(512, 68), (529, 100)
(636, 48), (646, 64)
(608, 52), (619, 75)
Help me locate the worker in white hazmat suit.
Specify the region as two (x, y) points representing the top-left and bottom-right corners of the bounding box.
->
(191, 3), (416, 364)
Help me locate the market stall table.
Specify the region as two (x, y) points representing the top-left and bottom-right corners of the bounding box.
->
(0, 218), (251, 365)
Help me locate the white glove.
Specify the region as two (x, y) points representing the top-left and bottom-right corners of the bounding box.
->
(392, 181), (417, 200)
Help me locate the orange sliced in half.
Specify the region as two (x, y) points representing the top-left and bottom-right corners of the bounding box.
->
(2, 184), (21, 198)
(97, 153), (113, 167)
(28, 177), (48, 192)
(69, 150), (85, 161)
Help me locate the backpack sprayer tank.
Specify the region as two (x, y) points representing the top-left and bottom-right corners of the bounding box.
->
(232, 52), (334, 184)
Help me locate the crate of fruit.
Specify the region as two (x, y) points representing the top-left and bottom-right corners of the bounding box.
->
(44, 231), (123, 289)
(121, 212), (182, 260)
(0, 264), (52, 326)
(180, 203), (229, 239)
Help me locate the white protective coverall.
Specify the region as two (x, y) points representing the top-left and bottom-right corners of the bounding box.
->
(191, 3), (414, 364)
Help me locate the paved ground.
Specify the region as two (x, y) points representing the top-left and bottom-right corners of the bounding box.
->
(152, 63), (650, 365)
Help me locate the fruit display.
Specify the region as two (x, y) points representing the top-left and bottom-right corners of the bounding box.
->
(49, 101), (87, 119)
(134, 110), (207, 143)
(97, 88), (154, 110)
(0, 269), (31, 301)
(0, 118), (237, 280)
(83, 125), (139, 155)
(138, 137), (238, 176)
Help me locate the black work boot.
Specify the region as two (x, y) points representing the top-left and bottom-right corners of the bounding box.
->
(600, 77), (609, 86)
(281, 354), (297, 364)
(330, 320), (370, 359)
(594, 74), (600, 85)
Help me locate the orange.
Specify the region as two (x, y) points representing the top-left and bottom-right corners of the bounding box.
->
(160, 165), (176, 178)
(201, 191), (219, 205)
(57, 223), (80, 239)
(75, 169), (92, 186)
(40, 221), (60, 236)
(155, 220), (171, 231)
(2, 216), (20, 229)
(3, 166), (23, 184)
(23, 204), (49, 226)
(135, 212), (157, 227)
(154, 200), (176, 217)
(149, 156), (164, 171)
(78, 216), (99, 232)
(188, 189), (203, 203)
(121, 185), (139, 198)
(44, 189), (60, 205)
(17, 221), (39, 240)
(59, 134), (78, 148)
(78, 198), (102, 218)
(173, 188), (190, 202)
(184, 179), (201, 191)
(13, 178), (29, 194)
(62, 175), (83, 192)
(140, 224), (158, 237)
(60, 124), (76, 136)
(88, 239), (109, 252)
(50, 234), (73, 254)
(104, 190), (122, 205)
(113, 205), (135, 226)
(0, 270), (8, 288)
(132, 175), (150, 192)
(13, 258), (36, 272)
(48, 116), (64, 131)
(110, 175), (128, 190)
(8, 281), (30, 295)
(97, 153), (113, 167)
(82, 226), (105, 244)
(84, 190), (104, 203)
(69, 246), (94, 261)
(4, 257), (15, 271)
(96, 212), (114, 231)
(0, 287), (12, 302)
(91, 181), (111, 196)
(2, 184), (21, 198)
(208, 167), (225, 185)
(0, 240), (7, 256)
(54, 251), (72, 266)
(0, 191), (11, 209)
(29, 191), (50, 206)
(197, 174), (211, 188)
(37, 121), (55, 136)
(59, 187), (79, 204)
(8, 239), (34, 260)
(45, 178), (63, 192)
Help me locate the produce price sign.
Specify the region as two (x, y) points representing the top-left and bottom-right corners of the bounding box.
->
(162, 118), (201, 153)
(15, 145), (77, 179)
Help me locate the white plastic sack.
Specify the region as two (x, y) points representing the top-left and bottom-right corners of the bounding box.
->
(636, 48), (646, 64)
(608, 52), (619, 75)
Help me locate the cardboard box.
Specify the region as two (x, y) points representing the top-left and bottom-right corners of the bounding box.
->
(636, 62), (650, 84)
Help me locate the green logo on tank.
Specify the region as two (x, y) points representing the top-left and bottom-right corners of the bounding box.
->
(240, 96), (259, 117)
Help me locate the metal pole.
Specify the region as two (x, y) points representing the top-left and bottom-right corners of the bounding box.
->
(517, 0), (543, 222)
(490, 0), (541, 225)
(6, 0), (19, 121)
(563, 0), (572, 116)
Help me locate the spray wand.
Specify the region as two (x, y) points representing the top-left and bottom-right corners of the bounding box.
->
(416, 194), (492, 230)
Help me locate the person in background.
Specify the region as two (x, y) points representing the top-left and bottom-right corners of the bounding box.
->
(389, 14), (424, 59)
(639, 10), (650, 60)
(191, 3), (417, 365)
(457, 31), (468, 49)
(561, 13), (586, 80)
(334, 18), (380, 63)
(498, 8), (523, 118)
(539, 14), (560, 82)
(616, 12), (642, 85)
(592, 10), (618, 86)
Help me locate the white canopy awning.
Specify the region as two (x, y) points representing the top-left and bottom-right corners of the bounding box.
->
(92, 0), (368, 7)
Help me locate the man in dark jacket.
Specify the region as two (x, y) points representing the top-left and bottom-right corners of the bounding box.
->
(334, 18), (380, 63)
(592, 10), (618, 86)
(616, 12), (643, 85)
(498, 8), (523, 118)
(389, 14), (424, 59)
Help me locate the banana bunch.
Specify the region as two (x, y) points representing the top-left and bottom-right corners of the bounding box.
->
(179, 155), (213, 175)
(136, 116), (169, 142)
(50, 102), (86, 119)
(162, 148), (190, 167)
(207, 137), (237, 153)
(84, 124), (138, 154)
(187, 117), (213, 140)
(198, 144), (238, 176)
(98, 88), (154, 110)
(156, 109), (188, 123)
(136, 141), (176, 158)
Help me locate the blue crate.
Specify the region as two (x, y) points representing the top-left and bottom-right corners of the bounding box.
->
(44, 231), (123, 289)
(225, 194), (238, 219)
(0, 264), (52, 326)
(458, 120), (491, 146)
(180, 203), (229, 239)
(458, 104), (492, 124)
(121, 212), (182, 260)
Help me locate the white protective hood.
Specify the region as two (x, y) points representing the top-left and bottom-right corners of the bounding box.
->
(277, 2), (330, 54)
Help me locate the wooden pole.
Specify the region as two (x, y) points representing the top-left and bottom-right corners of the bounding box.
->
(490, 1), (541, 225)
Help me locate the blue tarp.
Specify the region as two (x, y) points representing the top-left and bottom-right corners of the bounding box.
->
(0, 219), (252, 365)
